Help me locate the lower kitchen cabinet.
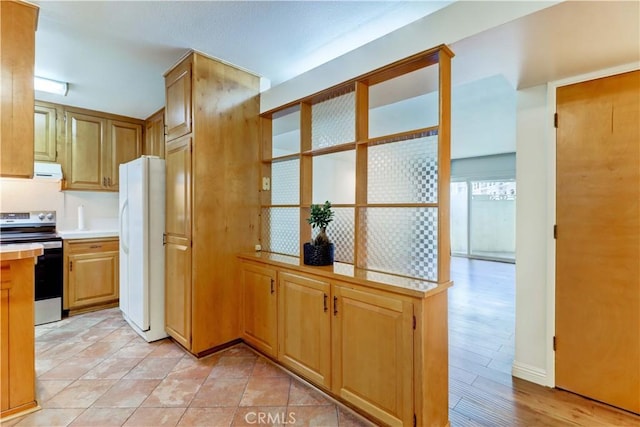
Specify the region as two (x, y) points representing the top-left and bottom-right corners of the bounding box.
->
(1, 248), (41, 419)
(63, 238), (119, 314)
(239, 257), (449, 427)
(332, 284), (414, 427)
(241, 263), (277, 356)
(278, 271), (331, 389)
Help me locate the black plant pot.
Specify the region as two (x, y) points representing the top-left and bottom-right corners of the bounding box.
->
(303, 242), (334, 266)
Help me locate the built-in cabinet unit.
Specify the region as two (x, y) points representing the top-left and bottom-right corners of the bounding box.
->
(240, 256), (449, 427)
(64, 108), (142, 191)
(0, 247), (42, 420)
(63, 238), (119, 315)
(164, 51), (260, 356)
(143, 108), (165, 158)
(0, 0), (38, 178)
(244, 44), (454, 427)
(34, 101), (59, 162)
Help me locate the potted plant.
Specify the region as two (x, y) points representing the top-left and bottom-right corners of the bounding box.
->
(304, 201), (335, 266)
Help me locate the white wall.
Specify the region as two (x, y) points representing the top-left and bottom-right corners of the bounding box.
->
(0, 178), (118, 231)
(260, 1), (557, 112)
(513, 85), (550, 384)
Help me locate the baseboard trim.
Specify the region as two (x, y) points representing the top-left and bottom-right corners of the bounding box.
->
(512, 360), (549, 386)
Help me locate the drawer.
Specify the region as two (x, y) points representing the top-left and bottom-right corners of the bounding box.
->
(65, 239), (119, 254)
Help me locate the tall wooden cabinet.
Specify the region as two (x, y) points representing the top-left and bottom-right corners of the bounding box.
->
(164, 51), (260, 356)
(0, 0), (38, 177)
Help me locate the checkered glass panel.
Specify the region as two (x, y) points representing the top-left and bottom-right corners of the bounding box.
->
(271, 159), (299, 205)
(358, 207), (438, 281)
(312, 91), (355, 149)
(311, 207), (354, 263)
(368, 135), (438, 204)
(261, 207), (299, 256)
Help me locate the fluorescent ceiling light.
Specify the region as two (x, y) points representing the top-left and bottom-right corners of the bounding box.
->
(34, 76), (68, 96)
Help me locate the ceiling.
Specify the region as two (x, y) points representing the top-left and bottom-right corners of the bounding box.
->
(33, 0), (453, 119)
(32, 0), (640, 131)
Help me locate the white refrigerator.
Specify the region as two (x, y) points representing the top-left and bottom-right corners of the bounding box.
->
(119, 156), (168, 342)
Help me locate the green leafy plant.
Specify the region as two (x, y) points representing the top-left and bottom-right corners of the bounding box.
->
(307, 201), (334, 246)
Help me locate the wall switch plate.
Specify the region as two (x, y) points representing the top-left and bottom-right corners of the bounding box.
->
(262, 177), (271, 191)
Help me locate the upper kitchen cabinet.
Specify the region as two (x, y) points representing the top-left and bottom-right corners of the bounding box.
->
(63, 107), (142, 191)
(34, 101), (59, 163)
(143, 108), (165, 158)
(105, 120), (142, 190)
(163, 51), (260, 356)
(165, 59), (192, 141)
(0, 0), (39, 178)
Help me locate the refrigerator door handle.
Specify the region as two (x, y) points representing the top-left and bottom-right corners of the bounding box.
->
(120, 199), (130, 255)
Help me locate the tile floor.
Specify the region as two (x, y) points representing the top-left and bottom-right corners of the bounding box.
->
(3, 309), (375, 427)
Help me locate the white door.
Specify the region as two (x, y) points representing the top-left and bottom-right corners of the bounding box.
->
(127, 157), (150, 330)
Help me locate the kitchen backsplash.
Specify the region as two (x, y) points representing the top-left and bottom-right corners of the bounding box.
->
(0, 178), (118, 231)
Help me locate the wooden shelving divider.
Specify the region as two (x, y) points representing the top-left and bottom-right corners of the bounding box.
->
(260, 44), (454, 286)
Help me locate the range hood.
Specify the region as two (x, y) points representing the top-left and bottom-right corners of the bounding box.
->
(33, 162), (63, 180)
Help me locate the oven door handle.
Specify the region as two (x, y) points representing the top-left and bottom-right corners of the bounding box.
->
(120, 199), (130, 255)
(41, 241), (62, 249)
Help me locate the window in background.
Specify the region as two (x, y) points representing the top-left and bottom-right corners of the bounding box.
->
(450, 179), (516, 262)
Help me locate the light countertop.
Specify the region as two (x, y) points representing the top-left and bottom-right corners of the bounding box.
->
(238, 251), (452, 298)
(57, 229), (119, 239)
(0, 243), (44, 261)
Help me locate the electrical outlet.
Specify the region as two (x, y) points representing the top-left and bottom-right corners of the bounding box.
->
(262, 177), (271, 191)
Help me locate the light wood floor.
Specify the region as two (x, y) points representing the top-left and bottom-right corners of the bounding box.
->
(448, 257), (640, 426)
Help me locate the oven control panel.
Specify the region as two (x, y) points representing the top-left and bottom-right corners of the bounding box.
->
(0, 211), (56, 226)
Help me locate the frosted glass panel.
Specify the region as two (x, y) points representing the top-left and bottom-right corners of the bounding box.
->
(358, 207), (438, 281)
(312, 90), (355, 149)
(368, 134), (438, 204)
(369, 65), (439, 138)
(311, 207), (354, 263)
(312, 151), (355, 204)
(271, 159), (299, 205)
(261, 207), (299, 256)
(272, 107), (300, 157)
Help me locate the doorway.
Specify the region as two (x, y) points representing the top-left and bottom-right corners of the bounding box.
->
(555, 70), (639, 414)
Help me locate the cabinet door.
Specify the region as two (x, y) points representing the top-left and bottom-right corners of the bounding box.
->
(165, 58), (192, 141)
(144, 109), (165, 158)
(34, 102), (57, 162)
(65, 111), (107, 190)
(332, 285), (413, 427)
(106, 120), (142, 190)
(67, 250), (119, 309)
(242, 263), (277, 356)
(165, 135), (192, 239)
(0, 1), (37, 178)
(165, 238), (191, 349)
(278, 272), (331, 389)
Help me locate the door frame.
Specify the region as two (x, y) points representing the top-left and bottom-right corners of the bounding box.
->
(544, 61), (640, 387)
